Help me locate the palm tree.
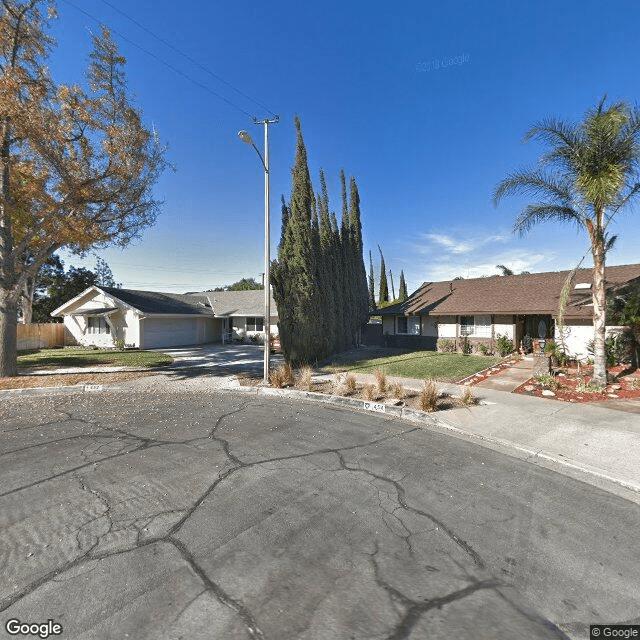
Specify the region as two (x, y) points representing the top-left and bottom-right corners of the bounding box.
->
(496, 264), (514, 276)
(494, 98), (640, 386)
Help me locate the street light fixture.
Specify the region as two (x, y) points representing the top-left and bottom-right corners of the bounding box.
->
(238, 116), (279, 384)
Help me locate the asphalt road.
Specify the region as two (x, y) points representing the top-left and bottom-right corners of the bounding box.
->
(1, 390), (638, 640)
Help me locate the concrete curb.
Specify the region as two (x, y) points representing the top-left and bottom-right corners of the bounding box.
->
(0, 383), (123, 398)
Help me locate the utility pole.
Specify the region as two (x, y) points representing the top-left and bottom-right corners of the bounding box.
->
(238, 116), (279, 384)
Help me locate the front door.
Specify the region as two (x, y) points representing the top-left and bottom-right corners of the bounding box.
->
(523, 315), (553, 351)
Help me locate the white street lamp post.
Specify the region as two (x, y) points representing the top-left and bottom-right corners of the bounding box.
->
(238, 116), (279, 384)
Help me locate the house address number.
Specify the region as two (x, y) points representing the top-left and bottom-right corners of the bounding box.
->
(363, 401), (386, 414)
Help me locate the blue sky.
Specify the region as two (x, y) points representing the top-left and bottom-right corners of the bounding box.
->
(48, 0), (640, 295)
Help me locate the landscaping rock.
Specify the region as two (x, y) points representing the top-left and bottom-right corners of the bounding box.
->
(541, 389), (556, 397)
(524, 385), (534, 392)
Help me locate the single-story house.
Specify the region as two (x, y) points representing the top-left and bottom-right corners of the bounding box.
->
(376, 264), (640, 360)
(51, 287), (278, 350)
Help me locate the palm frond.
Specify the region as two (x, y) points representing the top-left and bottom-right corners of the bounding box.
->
(498, 98), (640, 245)
(493, 168), (572, 207)
(523, 118), (581, 150)
(604, 233), (618, 254)
(513, 204), (582, 237)
(607, 181), (640, 215)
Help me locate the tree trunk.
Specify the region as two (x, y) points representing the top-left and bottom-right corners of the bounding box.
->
(20, 288), (33, 324)
(0, 288), (18, 377)
(591, 246), (607, 386)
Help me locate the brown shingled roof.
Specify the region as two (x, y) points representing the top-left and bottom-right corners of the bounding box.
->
(377, 264), (640, 319)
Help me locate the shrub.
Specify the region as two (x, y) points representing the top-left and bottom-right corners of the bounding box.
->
(535, 373), (558, 389)
(496, 334), (514, 357)
(459, 387), (477, 406)
(461, 337), (472, 355)
(269, 363), (294, 388)
(586, 334), (633, 366)
(576, 380), (606, 393)
(391, 383), (406, 400)
(344, 373), (357, 394)
(544, 339), (567, 366)
(296, 365), (314, 390)
(362, 383), (376, 401)
(419, 379), (438, 412)
(438, 339), (455, 353)
(114, 338), (125, 350)
(478, 344), (490, 356)
(374, 367), (387, 394)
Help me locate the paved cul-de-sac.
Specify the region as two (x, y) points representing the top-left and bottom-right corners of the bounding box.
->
(1, 389), (638, 639)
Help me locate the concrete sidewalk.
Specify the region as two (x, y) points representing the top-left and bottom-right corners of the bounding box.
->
(342, 369), (640, 501)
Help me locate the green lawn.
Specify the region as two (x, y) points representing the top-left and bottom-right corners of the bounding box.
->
(18, 348), (173, 369)
(323, 350), (501, 382)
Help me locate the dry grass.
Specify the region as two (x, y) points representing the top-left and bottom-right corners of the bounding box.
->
(391, 383), (406, 400)
(459, 387), (478, 406)
(334, 372), (358, 396)
(419, 379), (438, 412)
(362, 383), (376, 401)
(296, 365), (314, 391)
(0, 371), (153, 390)
(344, 373), (357, 394)
(269, 363), (295, 388)
(373, 367), (387, 394)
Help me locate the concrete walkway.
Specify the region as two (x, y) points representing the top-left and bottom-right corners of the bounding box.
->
(473, 355), (535, 391)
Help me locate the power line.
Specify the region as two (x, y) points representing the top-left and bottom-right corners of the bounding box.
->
(59, 0), (258, 119)
(97, 0), (277, 118)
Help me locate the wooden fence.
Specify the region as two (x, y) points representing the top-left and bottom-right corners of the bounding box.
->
(17, 323), (76, 351)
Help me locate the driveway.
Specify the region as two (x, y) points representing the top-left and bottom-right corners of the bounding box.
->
(153, 343), (285, 376)
(1, 389), (638, 639)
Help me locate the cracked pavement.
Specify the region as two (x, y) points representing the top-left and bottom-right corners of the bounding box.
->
(1, 390), (639, 639)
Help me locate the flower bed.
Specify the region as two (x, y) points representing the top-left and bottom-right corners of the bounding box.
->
(514, 364), (640, 403)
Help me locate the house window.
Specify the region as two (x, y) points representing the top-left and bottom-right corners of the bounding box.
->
(397, 316), (420, 335)
(459, 315), (491, 337)
(87, 316), (110, 334)
(246, 317), (264, 332)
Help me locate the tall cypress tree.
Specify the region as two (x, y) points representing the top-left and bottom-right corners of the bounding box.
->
(339, 170), (352, 351)
(368, 250), (376, 311)
(398, 270), (408, 301)
(318, 169), (338, 355)
(272, 118), (370, 364)
(271, 116), (319, 364)
(378, 245), (389, 303)
(348, 176), (369, 345)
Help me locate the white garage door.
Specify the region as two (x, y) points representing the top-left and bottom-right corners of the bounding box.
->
(141, 317), (200, 349)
